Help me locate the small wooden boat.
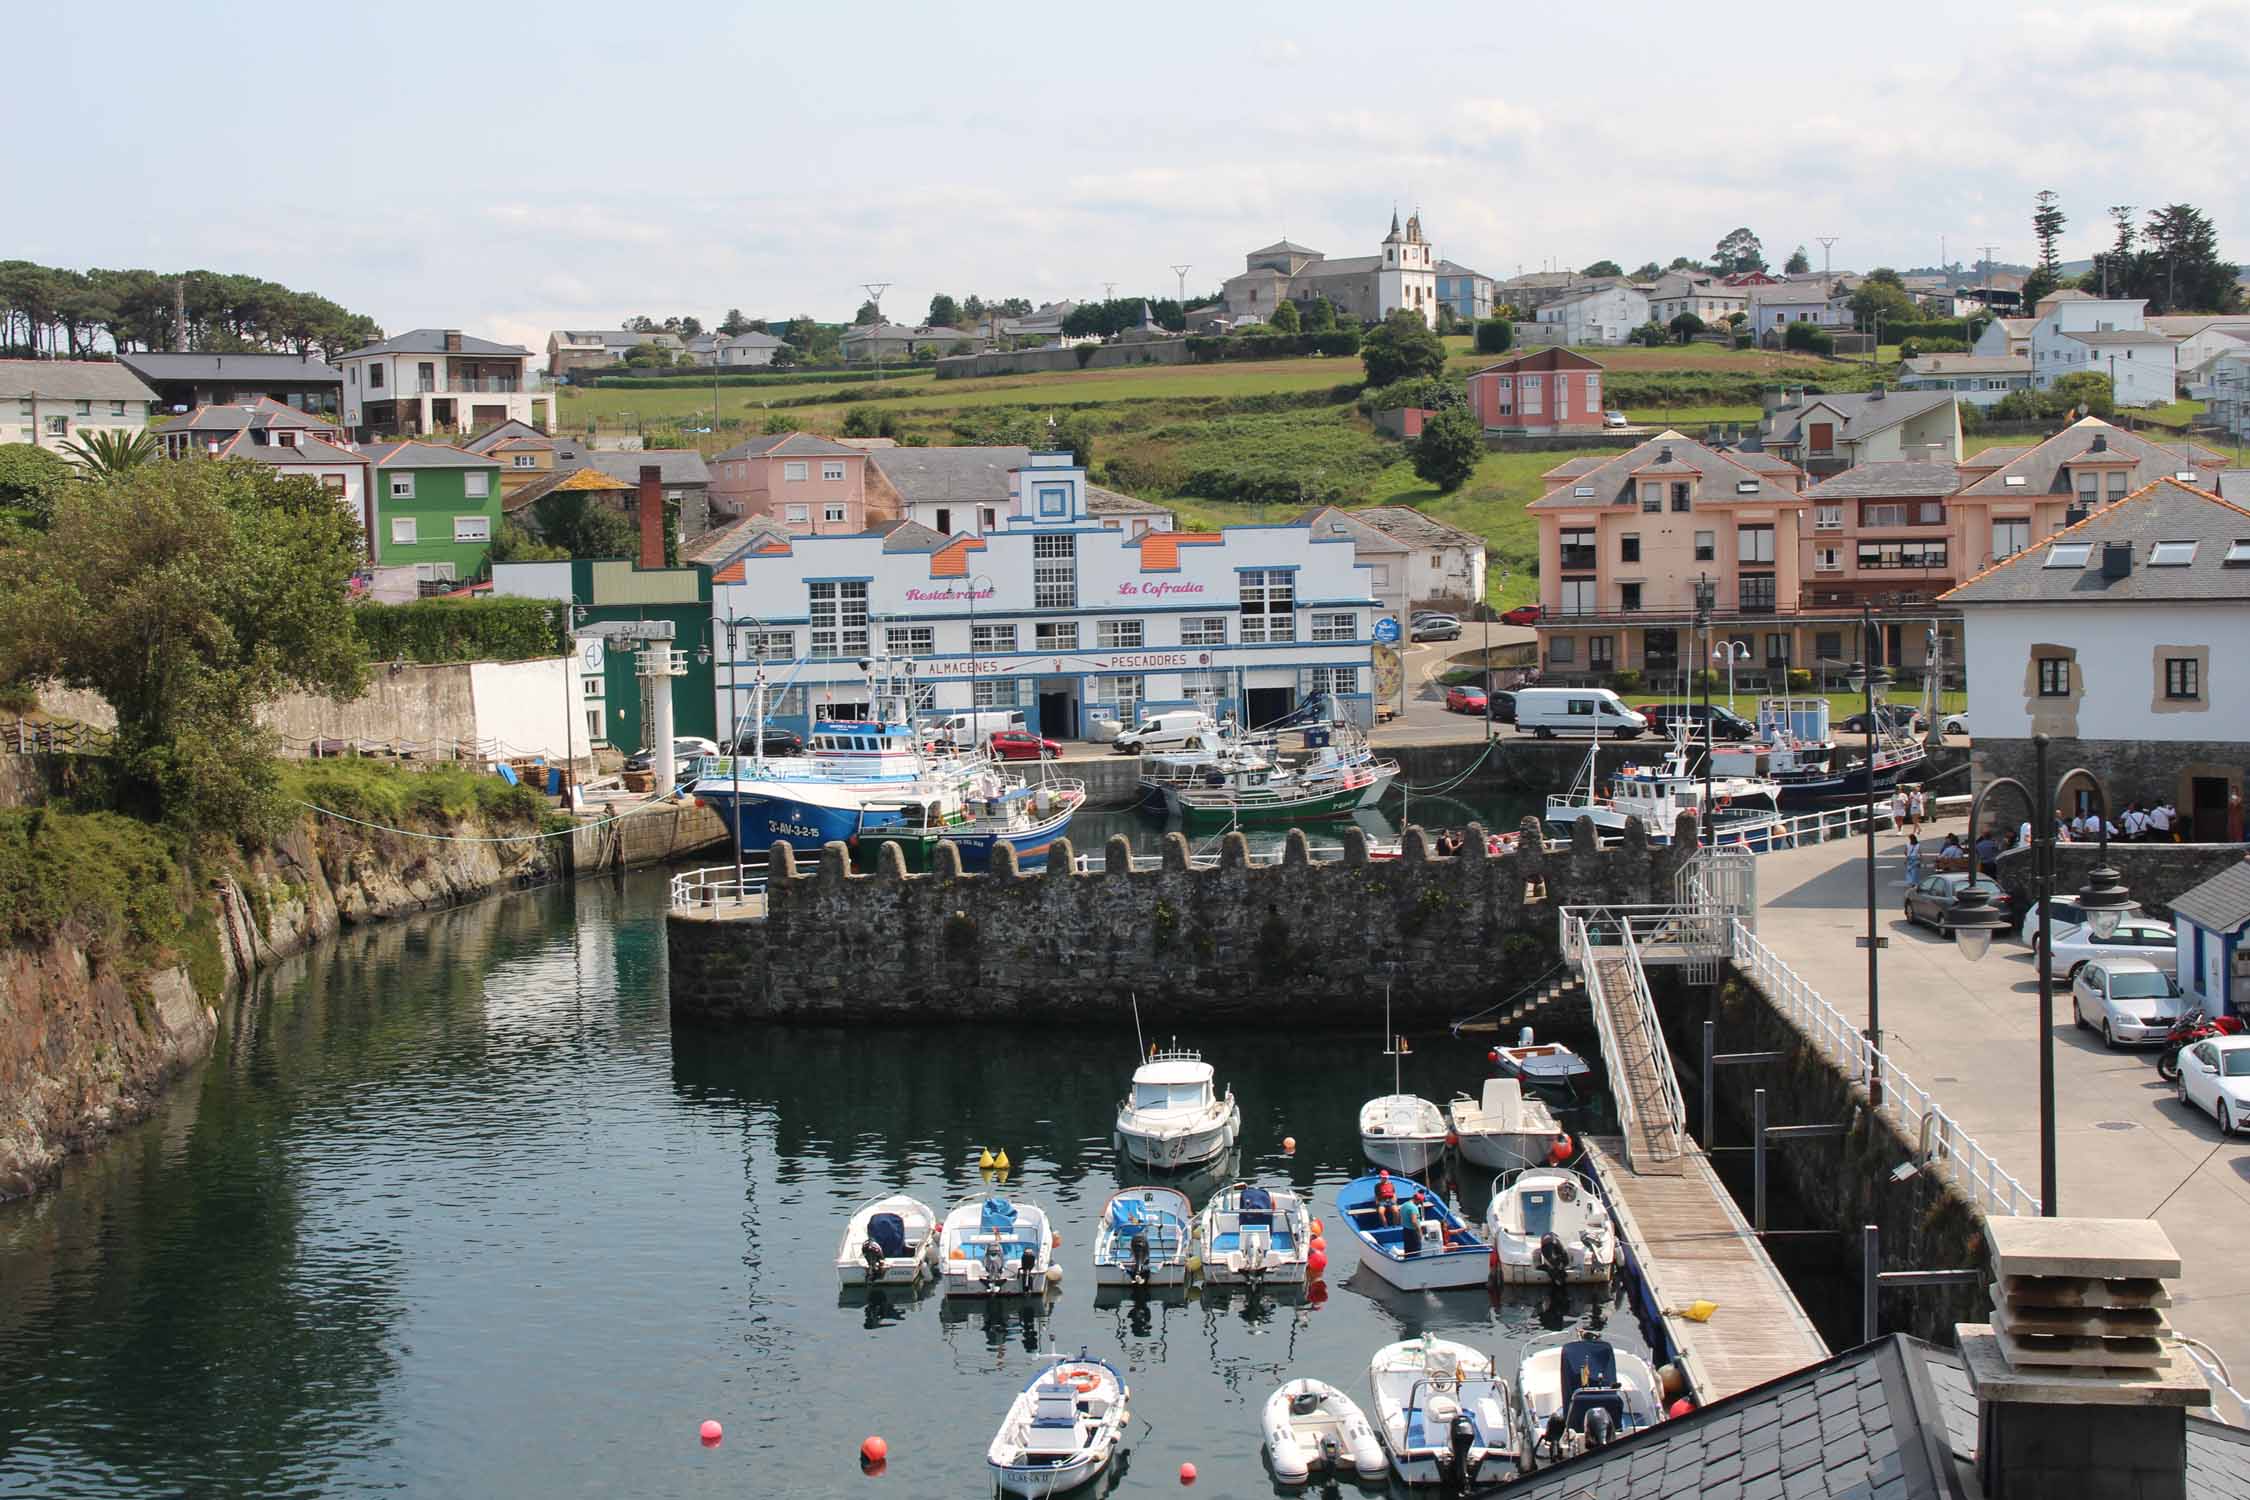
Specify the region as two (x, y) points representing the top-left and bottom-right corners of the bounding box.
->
(1447, 1077), (1560, 1173)
(1484, 1168), (1616, 1286)
(1517, 1316), (1666, 1471)
(1197, 1182), (1313, 1286)
(1263, 1377), (1387, 1483)
(1492, 1028), (1591, 1088)
(1335, 1173), (1492, 1291)
(987, 1348), (1131, 1497)
(1092, 1186), (1195, 1288)
(1368, 1336), (1518, 1488)
(940, 1194), (1056, 1298)
(833, 1192), (941, 1288)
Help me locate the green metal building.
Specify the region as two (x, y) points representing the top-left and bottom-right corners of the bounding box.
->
(489, 557), (717, 753)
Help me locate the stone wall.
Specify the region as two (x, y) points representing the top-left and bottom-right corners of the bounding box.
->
(1994, 841), (2250, 923)
(1971, 736), (2246, 842)
(935, 341), (1191, 380)
(669, 815), (1697, 1026)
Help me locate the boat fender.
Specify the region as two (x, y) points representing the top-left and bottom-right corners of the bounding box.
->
(1547, 1132), (1574, 1166)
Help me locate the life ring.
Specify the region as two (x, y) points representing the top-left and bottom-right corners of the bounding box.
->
(1064, 1369), (1100, 1394)
(1558, 1180), (1578, 1204)
(1718, 796), (1732, 809)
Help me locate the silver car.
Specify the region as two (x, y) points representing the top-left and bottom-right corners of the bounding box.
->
(2038, 917), (2178, 980)
(2071, 959), (2185, 1048)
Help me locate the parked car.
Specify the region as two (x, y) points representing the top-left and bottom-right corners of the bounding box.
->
(1445, 684), (1489, 714)
(2176, 1034), (2250, 1133)
(2073, 958), (2186, 1049)
(2017, 897), (2146, 948)
(1112, 710), (1225, 755)
(1903, 872), (2014, 935)
(1603, 410), (1629, 429)
(626, 736), (721, 782)
(726, 727), (804, 757)
(1498, 603), (1542, 627)
(1838, 705), (1924, 736)
(2037, 917), (2178, 980)
(1485, 688), (1518, 724)
(987, 728), (1061, 761)
(1635, 703), (1757, 742)
(1940, 710), (1970, 738)
(1515, 687), (1646, 739)
(1411, 614), (1462, 642)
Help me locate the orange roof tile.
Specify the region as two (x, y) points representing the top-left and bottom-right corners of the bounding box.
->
(928, 535), (988, 578)
(1136, 530), (1222, 570)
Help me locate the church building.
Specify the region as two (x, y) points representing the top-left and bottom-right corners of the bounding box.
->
(1220, 210), (1448, 329)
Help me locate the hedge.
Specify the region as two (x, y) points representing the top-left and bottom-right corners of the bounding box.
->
(353, 597), (563, 664)
(584, 368), (884, 390)
(1184, 330), (1362, 362)
(1878, 317), (1991, 345)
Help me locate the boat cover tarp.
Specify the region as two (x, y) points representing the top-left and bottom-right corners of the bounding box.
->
(1560, 1338), (1623, 1432)
(866, 1212), (910, 1258)
(1238, 1185), (1273, 1226)
(1107, 1198), (1146, 1229)
(979, 1197), (1017, 1232)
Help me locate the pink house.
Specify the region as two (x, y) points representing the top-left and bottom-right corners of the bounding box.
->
(1465, 347), (1607, 433)
(708, 432), (871, 534)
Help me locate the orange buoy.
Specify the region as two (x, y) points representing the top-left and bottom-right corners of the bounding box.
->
(700, 1420), (723, 1448)
(1307, 1246), (1329, 1277)
(861, 1435), (889, 1464)
(1668, 1397), (1694, 1420)
(1310, 1217), (1324, 1238)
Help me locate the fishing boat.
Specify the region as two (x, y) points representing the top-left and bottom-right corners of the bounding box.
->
(1171, 721), (1399, 830)
(1491, 1027), (1593, 1088)
(1360, 993), (1447, 1173)
(833, 1192), (941, 1288)
(1367, 1336), (1519, 1488)
(1543, 725), (1783, 842)
(1517, 1313), (1666, 1471)
(1197, 1182), (1313, 1286)
(1484, 1167), (1616, 1286)
(1113, 1044), (1240, 1171)
(1736, 696), (1924, 808)
(986, 1348), (1131, 1498)
(1262, 1378), (1388, 1484)
(1137, 722), (1275, 815)
(1335, 1173), (1493, 1291)
(851, 773), (1085, 871)
(1447, 1077), (1561, 1173)
(939, 1194), (1057, 1298)
(1092, 1186), (1195, 1289)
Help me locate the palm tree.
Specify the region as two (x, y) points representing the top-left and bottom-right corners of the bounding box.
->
(59, 427), (160, 480)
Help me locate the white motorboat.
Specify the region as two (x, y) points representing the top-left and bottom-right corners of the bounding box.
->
(1092, 1186), (1195, 1288)
(1359, 1093), (1448, 1174)
(1517, 1318), (1666, 1472)
(1262, 1377), (1387, 1484)
(1484, 1167), (1617, 1286)
(1491, 1027), (1592, 1088)
(1197, 1182), (1313, 1286)
(1335, 1173), (1493, 1290)
(833, 1192), (941, 1288)
(987, 1348), (1131, 1498)
(1113, 1044), (1240, 1170)
(1543, 723), (1783, 842)
(939, 1194), (1056, 1298)
(1447, 1077), (1561, 1173)
(1368, 1337), (1519, 1488)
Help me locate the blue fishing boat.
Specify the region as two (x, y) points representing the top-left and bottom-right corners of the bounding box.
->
(1335, 1173), (1492, 1290)
(851, 774), (1086, 872)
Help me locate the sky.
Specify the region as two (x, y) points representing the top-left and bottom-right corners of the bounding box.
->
(11, 1), (2248, 358)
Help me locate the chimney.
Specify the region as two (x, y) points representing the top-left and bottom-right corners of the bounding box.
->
(2091, 433), (2108, 452)
(1960, 1217), (2204, 1500)
(1870, 382), (1886, 400)
(638, 464), (665, 570)
(2102, 541), (2133, 579)
(444, 330), (463, 353)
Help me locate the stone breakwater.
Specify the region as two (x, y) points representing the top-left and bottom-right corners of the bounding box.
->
(669, 814), (1699, 1025)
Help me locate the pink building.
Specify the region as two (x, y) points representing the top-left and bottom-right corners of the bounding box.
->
(1465, 347), (1607, 433)
(707, 432), (871, 534)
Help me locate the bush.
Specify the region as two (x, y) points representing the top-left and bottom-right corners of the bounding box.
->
(1609, 669), (1644, 695)
(1360, 310), (1448, 387)
(1358, 376), (1461, 415)
(1782, 322), (1835, 355)
(354, 597), (562, 664)
(1182, 330), (1360, 363)
(1627, 321), (1668, 347)
(1410, 407), (1484, 492)
(1690, 669), (1720, 693)
(1787, 668), (1814, 691)
(1474, 318), (1514, 354)
(583, 368), (880, 390)
(762, 412), (795, 434)
(1897, 337), (1969, 359)
(1878, 317), (1990, 346)
(0, 444), (73, 529)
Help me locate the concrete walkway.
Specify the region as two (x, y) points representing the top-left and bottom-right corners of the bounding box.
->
(1752, 819), (2250, 1401)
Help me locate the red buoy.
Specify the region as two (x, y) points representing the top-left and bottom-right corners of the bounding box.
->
(1180, 1461), (1198, 1485)
(1548, 1132), (1574, 1165)
(1307, 1246), (1329, 1277)
(700, 1420), (723, 1448)
(1487, 1048), (1500, 1065)
(1668, 1397), (1695, 1420)
(860, 1436), (889, 1463)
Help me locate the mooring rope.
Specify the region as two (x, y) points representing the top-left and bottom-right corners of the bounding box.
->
(291, 790), (692, 845)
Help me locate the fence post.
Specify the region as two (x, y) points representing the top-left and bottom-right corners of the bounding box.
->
(1863, 1223), (1881, 1345)
(1703, 1019), (1716, 1148)
(1753, 1087), (1768, 1233)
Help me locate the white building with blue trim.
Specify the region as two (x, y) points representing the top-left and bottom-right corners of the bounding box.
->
(2173, 861), (2250, 1022)
(707, 451), (1379, 739)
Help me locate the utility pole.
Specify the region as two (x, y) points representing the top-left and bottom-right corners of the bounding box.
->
(1170, 264), (1192, 311)
(860, 281), (892, 383)
(1102, 282), (1117, 302)
(1816, 237), (1838, 284)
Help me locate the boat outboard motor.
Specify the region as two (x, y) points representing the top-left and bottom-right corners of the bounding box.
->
(1018, 1245), (1039, 1294)
(1584, 1405), (1617, 1450)
(861, 1237), (887, 1282)
(1538, 1231), (1571, 1287)
(1128, 1229), (1151, 1286)
(1439, 1411), (1480, 1494)
(982, 1237), (1006, 1286)
(1317, 1432), (1343, 1470)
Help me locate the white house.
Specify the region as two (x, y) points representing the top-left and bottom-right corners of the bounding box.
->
(335, 329), (554, 439)
(2149, 316), (2250, 385)
(1647, 273), (1748, 329)
(0, 359), (157, 455)
(2172, 861), (2250, 1023)
(706, 450), (1377, 739)
(1535, 284), (1651, 346)
(2027, 296), (2174, 407)
(1749, 283), (1850, 338)
(1973, 318), (2038, 359)
(716, 331), (785, 367)
(1345, 506), (1488, 608)
(1941, 477), (2249, 840)
(2202, 347), (2250, 439)
(1896, 354), (2034, 408)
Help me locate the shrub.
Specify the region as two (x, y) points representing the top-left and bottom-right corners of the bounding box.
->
(0, 444), (73, 529)
(1609, 668), (1643, 695)
(1358, 376), (1461, 415)
(1183, 330), (1362, 363)
(1787, 668), (1814, 691)
(1474, 317), (1514, 354)
(354, 597), (561, 664)
(1627, 321), (1668, 347)
(1360, 310), (1447, 387)
(1410, 407), (1484, 493)
(1783, 322), (1835, 356)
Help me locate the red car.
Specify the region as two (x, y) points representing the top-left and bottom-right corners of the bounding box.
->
(1444, 685), (1490, 714)
(1500, 604), (1542, 626)
(987, 728), (1062, 761)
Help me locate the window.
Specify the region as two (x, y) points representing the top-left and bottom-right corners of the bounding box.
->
(1765, 633), (1791, 665)
(1181, 669), (1229, 705)
(1095, 676), (1144, 716)
(1560, 579), (1597, 615)
(1738, 525), (1775, 563)
(1547, 636), (1575, 665)
(1862, 503), (1907, 527)
(1641, 484), (1661, 513)
(755, 630), (795, 661)
(1098, 619), (1145, 649)
(1368, 564), (1390, 589)
(1238, 568), (1296, 643)
(1311, 612), (1355, 642)
(2107, 472), (2128, 500)
(389, 473), (416, 499)
(1588, 636), (1614, 669)
(513, 454), (537, 469)
(1643, 628), (1679, 671)
(1815, 504), (1843, 531)
(2077, 471), (2098, 504)
(14, 399), (27, 416)
(1034, 621), (1078, 652)
(2165, 658), (2201, 700)
(1308, 665), (1358, 697)
(783, 461), (808, 482)
(464, 471), (490, 498)
(1808, 421), (1834, 454)
(821, 461), (846, 481)
(2149, 540), (2197, 566)
(368, 364), (384, 390)
(2225, 540), (2250, 566)
(1522, 374), (1543, 414)
(1176, 616), (1228, 647)
(453, 515), (489, 543)
(1857, 540), (1948, 570)
(1816, 547), (1842, 571)
(974, 678), (1024, 709)
(74, 401), (91, 417)
(1033, 534), (1077, 609)
(885, 626), (935, 655)
(1558, 528), (1596, 570)
(1694, 530), (1715, 561)
(45, 415), (67, 436)
(2037, 656), (2071, 697)
(320, 474), (346, 495)
(809, 580), (870, 658)
(1816, 632), (1843, 661)
(1671, 482), (1691, 513)
(2045, 542), (2092, 568)
(2003, 474), (2027, 487)
(582, 674), (606, 699)
(823, 505), (846, 523)
(784, 504), (809, 523)
(971, 623), (1017, 654)
(1620, 582), (1643, 612)
(1739, 574), (1776, 612)
(1036, 484), (1070, 518)
(110, 400), (126, 417)
(1620, 534), (1640, 563)
(1993, 519), (2031, 559)
(390, 517), (417, 545)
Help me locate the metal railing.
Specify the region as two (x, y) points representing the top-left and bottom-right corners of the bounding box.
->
(1729, 918), (2041, 1218)
(1566, 911), (1691, 1173)
(669, 863), (767, 911)
(5, 717), (116, 756)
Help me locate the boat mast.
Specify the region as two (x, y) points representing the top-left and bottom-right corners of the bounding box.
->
(1130, 990), (1146, 1063)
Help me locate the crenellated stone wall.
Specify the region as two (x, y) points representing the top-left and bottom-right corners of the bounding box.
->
(668, 814), (1699, 1025)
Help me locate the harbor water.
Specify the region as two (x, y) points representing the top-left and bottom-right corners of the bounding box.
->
(0, 854), (1650, 1499)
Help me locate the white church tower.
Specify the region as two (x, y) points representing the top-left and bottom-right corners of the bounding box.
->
(1376, 207), (1439, 328)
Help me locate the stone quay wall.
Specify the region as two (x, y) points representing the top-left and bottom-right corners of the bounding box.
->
(669, 815), (1700, 1026)
(1994, 840), (2250, 924)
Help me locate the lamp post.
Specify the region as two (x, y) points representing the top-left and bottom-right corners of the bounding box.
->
(1946, 733), (2133, 1216)
(966, 571), (995, 731)
(1849, 605), (1892, 1104)
(1713, 639), (1751, 711)
(717, 610), (769, 906)
(1694, 574), (1716, 830)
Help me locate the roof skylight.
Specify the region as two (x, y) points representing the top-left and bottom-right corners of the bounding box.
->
(2149, 540), (2198, 566)
(2045, 542), (2092, 568)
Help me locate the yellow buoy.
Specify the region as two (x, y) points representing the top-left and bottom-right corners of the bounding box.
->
(1185, 1253), (1203, 1276)
(978, 1147), (995, 1169)
(993, 1149), (1010, 1171)
(1674, 1299), (1720, 1323)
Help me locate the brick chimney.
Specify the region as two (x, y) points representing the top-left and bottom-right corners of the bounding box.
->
(638, 464), (665, 570)
(443, 330), (464, 353)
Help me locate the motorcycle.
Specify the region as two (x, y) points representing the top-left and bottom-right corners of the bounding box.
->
(2156, 1008), (2246, 1083)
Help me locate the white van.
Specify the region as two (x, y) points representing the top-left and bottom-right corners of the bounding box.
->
(923, 709), (1026, 748)
(1111, 710), (1227, 756)
(1513, 687), (1648, 740)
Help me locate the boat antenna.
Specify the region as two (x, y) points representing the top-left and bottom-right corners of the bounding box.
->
(1381, 979), (1405, 1096)
(1130, 990), (1146, 1062)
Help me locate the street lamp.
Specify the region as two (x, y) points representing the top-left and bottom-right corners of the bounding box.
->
(1847, 611), (1892, 1105)
(966, 571), (996, 730)
(718, 610), (769, 907)
(1694, 575), (1716, 828)
(1949, 732), (2134, 1216)
(1712, 639), (1751, 710)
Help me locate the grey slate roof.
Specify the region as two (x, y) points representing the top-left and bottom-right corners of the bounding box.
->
(1806, 461), (1967, 500)
(2064, 328), (2171, 346)
(211, 433), (363, 467)
(169, 398), (342, 434)
(1943, 477), (2250, 605)
(117, 351), (340, 385)
(0, 359), (158, 403)
(1249, 239), (1318, 257)
(359, 440), (501, 470)
(1294, 255), (1384, 280)
(463, 419), (550, 453)
(879, 520), (950, 552)
(1722, 449), (1804, 476)
(1532, 431), (1801, 510)
(681, 516), (789, 568)
(719, 331), (784, 349)
(1435, 259), (1489, 280)
(1349, 505), (1484, 550)
(1955, 418), (2225, 499)
(869, 445), (1033, 504)
(1290, 504), (1409, 553)
(1764, 390), (1955, 449)
(339, 329), (528, 359)
(2171, 860), (2250, 933)
(1084, 485), (1169, 516)
(712, 432), (860, 461)
(1900, 354), (2032, 377)
(552, 444), (709, 486)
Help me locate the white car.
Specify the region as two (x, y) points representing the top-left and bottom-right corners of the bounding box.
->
(2176, 1034), (2250, 1134)
(2071, 958), (2185, 1049)
(2037, 917), (2178, 980)
(1941, 711), (1969, 738)
(2018, 897), (2145, 948)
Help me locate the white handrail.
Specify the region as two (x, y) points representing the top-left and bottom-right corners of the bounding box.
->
(1571, 914), (1689, 1171)
(670, 863), (767, 910)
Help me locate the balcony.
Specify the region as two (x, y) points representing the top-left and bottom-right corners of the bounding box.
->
(1557, 547), (1597, 570)
(410, 376), (527, 395)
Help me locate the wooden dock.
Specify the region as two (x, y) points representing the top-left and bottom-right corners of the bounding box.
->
(1591, 955), (1684, 1173)
(1588, 1135), (1830, 1402)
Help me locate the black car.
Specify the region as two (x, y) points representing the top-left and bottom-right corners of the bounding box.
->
(727, 727), (805, 757)
(1903, 872), (2014, 936)
(1636, 703), (1756, 741)
(1484, 687), (1518, 724)
(1838, 705), (1923, 736)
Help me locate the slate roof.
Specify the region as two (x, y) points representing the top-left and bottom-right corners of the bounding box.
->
(2063, 328), (2172, 347)
(1292, 505), (1410, 553)
(2171, 859), (2250, 933)
(1249, 239), (1318, 257)
(0, 359), (158, 403)
(359, 439), (501, 470)
(1805, 461), (1967, 500)
(502, 465), (634, 516)
(339, 329), (528, 359)
(1901, 354), (2032, 377)
(2149, 315), (2250, 338)
(117, 351), (340, 385)
(879, 520), (949, 551)
(1953, 417), (2225, 499)
(1434, 259), (1489, 280)
(712, 432), (859, 461)
(1348, 505), (1484, 550)
(1084, 485), (1169, 516)
(464, 419), (550, 453)
(1540, 454), (1614, 483)
(168, 397), (342, 434)
(868, 445), (1032, 504)
(551, 443), (710, 486)
(1294, 255), (1383, 280)
(1942, 477), (2250, 605)
(208, 432), (363, 467)
(719, 331), (784, 349)
(1763, 390), (1956, 449)
(681, 515), (790, 568)
(1532, 432), (1800, 510)
(1722, 449), (1805, 476)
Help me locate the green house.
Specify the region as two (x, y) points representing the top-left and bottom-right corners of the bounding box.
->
(363, 440), (504, 584)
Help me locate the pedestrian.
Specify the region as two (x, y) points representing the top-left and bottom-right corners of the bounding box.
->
(2123, 802), (2148, 841)
(1891, 789), (1910, 829)
(2228, 790), (2244, 844)
(2069, 809), (2089, 840)
(2151, 799), (2175, 842)
(1911, 787), (1927, 830)
(1904, 832), (1921, 887)
(1975, 829), (2001, 879)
